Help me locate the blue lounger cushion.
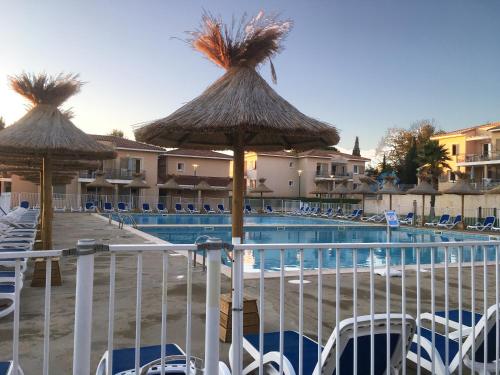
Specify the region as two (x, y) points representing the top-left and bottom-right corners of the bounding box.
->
(244, 330), (402, 375)
(410, 326), (460, 365)
(110, 344), (184, 374)
(434, 309), (482, 328)
(0, 362), (13, 375)
(0, 284), (15, 293)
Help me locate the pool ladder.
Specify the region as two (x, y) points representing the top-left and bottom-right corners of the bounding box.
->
(115, 213), (138, 229)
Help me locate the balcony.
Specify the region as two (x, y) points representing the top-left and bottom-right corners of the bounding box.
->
(315, 171), (353, 179)
(456, 152), (500, 164)
(79, 168), (146, 180)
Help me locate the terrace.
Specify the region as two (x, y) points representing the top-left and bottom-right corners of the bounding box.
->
(2, 212), (500, 374)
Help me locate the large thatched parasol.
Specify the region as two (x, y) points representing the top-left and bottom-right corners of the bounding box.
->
(135, 12), (339, 242)
(351, 177), (376, 213)
(377, 176), (404, 210)
(407, 175), (441, 226)
(86, 171), (114, 189)
(0, 73), (115, 249)
(251, 178), (273, 211)
(443, 172), (480, 229)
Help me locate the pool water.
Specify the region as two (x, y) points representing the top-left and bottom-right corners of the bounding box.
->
(125, 214), (493, 271)
(119, 214), (346, 226)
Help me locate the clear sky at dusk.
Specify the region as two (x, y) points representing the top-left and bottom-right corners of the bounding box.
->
(1, 0), (500, 152)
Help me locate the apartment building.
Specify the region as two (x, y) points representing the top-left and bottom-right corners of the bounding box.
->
(157, 149), (232, 202)
(431, 122), (500, 185)
(0, 135), (165, 204)
(245, 149), (370, 198)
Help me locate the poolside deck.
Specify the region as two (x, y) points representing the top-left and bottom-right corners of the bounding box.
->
(0, 213), (495, 373)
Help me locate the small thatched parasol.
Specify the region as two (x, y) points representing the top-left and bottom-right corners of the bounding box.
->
(135, 12), (339, 242)
(486, 185), (500, 195)
(351, 177), (376, 213)
(124, 173), (150, 209)
(160, 177), (181, 190)
(0, 73), (115, 249)
(251, 178), (273, 210)
(444, 171), (480, 229)
(407, 174), (441, 226)
(330, 179), (350, 196)
(377, 176), (404, 210)
(87, 171), (114, 189)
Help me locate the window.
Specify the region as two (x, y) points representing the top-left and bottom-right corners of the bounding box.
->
(176, 162), (185, 172)
(451, 144), (459, 156)
(483, 143), (491, 156)
(288, 180), (294, 188)
(289, 161), (294, 168)
(353, 165), (360, 174)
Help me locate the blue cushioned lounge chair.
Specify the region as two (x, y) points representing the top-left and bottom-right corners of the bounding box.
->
(96, 344), (230, 375)
(84, 202), (96, 212)
(265, 205), (273, 214)
(438, 215), (462, 229)
(399, 212), (414, 225)
(103, 202), (114, 213)
(156, 203), (168, 214)
(186, 204), (199, 214)
(0, 361), (21, 375)
(425, 214), (450, 227)
(231, 314), (415, 375)
(204, 204), (215, 214)
(467, 216), (495, 231)
(19, 201), (29, 209)
(217, 204), (230, 214)
(117, 202), (128, 213)
(142, 203), (152, 213)
(408, 304), (500, 374)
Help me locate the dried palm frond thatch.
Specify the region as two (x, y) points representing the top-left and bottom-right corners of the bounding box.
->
(135, 12), (339, 151)
(189, 12), (291, 78)
(10, 72), (82, 108)
(0, 73), (115, 160)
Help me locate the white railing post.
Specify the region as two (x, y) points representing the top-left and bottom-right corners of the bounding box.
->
(204, 241), (221, 374)
(72, 239), (96, 375)
(231, 240), (243, 375)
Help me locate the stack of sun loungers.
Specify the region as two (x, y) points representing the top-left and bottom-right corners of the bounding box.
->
(0, 207), (39, 319)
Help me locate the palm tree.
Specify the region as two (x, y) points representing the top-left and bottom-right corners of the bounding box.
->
(418, 140), (451, 215)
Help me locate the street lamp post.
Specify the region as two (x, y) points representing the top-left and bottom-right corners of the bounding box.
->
(297, 169), (303, 197)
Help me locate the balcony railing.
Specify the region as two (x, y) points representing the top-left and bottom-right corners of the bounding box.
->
(457, 152), (500, 163)
(6, 238), (500, 374)
(78, 168), (146, 180)
(315, 171), (353, 178)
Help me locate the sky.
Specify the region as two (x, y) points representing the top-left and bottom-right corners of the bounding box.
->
(1, 0), (500, 156)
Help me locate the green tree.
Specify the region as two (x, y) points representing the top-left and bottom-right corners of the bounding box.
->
(0, 116), (5, 130)
(378, 154), (393, 174)
(352, 136), (361, 156)
(108, 129), (124, 138)
(377, 119), (442, 179)
(418, 140), (451, 209)
(399, 136), (418, 184)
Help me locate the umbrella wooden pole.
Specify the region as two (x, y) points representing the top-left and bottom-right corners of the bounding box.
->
(389, 195), (392, 210)
(40, 170), (44, 229)
(461, 195), (465, 230)
(232, 137), (244, 243)
(42, 156), (53, 249)
(421, 195), (425, 226)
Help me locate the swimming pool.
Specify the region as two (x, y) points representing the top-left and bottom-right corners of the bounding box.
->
(124, 214), (494, 271)
(116, 213), (348, 226)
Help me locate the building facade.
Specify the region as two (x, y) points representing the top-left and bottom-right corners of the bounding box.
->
(245, 150), (370, 198)
(431, 122), (500, 187)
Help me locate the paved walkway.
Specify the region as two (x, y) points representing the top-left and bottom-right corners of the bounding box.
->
(0, 213), (495, 373)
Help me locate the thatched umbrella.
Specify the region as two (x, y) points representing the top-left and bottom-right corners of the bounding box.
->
(251, 178), (273, 211)
(407, 175), (441, 226)
(330, 179), (350, 197)
(87, 171), (114, 209)
(159, 177), (181, 210)
(443, 172), (480, 229)
(192, 180), (214, 208)
(351, 177), (376, 213)
(124, 173), (150, 209)
(0, 73), (115, 248)
(134, 13), (339, 242)
(377, 176), (404, 210)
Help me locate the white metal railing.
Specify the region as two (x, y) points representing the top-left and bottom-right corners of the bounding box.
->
(0, 249), (63, 375)
(4, 240), (500, 374)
